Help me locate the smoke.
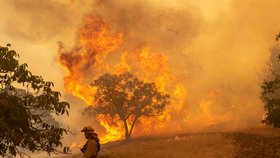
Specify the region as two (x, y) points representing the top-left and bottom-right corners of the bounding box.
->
(60, 0), (280, 136)
(93, 0), (201, 50)
(2, 0), (280, 144)
(182, 0), (280, 131)
(0, 0), (97, 46)
(2, 0), (71, 41)
(77, 0), (280, 132)
(0, 0), (93, 92)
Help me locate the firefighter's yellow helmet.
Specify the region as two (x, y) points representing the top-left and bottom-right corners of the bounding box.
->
(81, 126), (95, 133)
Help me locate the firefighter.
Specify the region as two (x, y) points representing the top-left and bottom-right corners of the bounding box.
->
(80, 126), (100, 158)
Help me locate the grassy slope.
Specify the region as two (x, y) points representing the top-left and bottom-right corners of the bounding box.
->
(100, 133), (234, 158)
(58, 126), (280, 158)
(99, 126), (280, 158)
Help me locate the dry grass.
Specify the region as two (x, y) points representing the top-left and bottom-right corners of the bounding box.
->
(99, 133), (235, 158)
(240, 125), (280, 137)
(56, 126), (280, 158)
(231, 126), (280, 157)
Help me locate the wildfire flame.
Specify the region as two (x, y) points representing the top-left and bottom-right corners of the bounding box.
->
(58, 15), (231, 143)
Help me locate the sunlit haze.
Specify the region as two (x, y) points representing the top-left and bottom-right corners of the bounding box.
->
(1, 0), (280, 146)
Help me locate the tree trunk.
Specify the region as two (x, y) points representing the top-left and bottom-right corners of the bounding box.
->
(123, 120), (130, 141)
(128, 116), (138, 139)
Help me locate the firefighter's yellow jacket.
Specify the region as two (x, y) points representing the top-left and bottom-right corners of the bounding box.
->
(83, 139), (98, 158)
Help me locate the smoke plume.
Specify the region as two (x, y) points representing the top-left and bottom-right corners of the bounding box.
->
(2, 0), (280, 144)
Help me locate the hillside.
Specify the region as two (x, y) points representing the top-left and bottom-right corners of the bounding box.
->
(56, 126), (280, 158)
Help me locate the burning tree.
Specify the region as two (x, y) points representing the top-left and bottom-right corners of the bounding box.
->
(86, 72), (170, 140)
(0, 44), (70, 157)
(58, 15), (185, 142)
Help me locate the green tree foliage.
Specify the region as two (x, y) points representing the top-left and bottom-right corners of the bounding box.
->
(261, 35), (280, 128)
(85, 72), (170, 140)
(0, 44), (70, 157)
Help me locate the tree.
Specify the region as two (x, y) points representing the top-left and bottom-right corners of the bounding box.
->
(262, 77), (280, 128)
(261, 35), (280, 128)
(86, 72), (170, 140)
(0, 44), (70, 157)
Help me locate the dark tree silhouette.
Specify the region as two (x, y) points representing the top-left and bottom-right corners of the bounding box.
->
(261, 35), (280, 128)
(0, 44), (70, 157)
(85, 72), (170, 140)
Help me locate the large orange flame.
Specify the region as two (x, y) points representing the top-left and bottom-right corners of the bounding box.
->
(58, 15), (230, 143)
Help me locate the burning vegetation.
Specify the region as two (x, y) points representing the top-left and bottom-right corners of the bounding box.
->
(58, 14), (257, 144)
(3, 0), (280, 157)
(86, 72), (170, 141)
(58, 15), (187, 143)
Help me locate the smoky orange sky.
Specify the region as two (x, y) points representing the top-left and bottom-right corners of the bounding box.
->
(1, 0), (280, 143)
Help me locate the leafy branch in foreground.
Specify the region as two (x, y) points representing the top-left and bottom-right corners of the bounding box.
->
(0, 44), (70, 157)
